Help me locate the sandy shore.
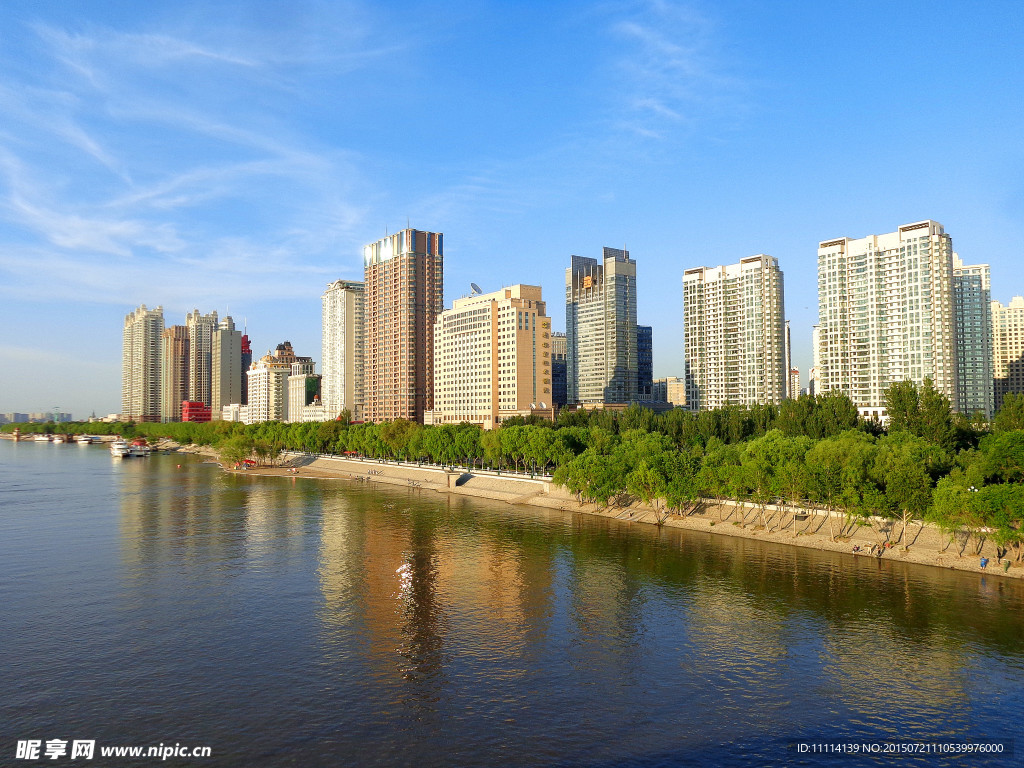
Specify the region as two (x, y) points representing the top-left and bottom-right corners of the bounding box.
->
(196, 449), (1021, 581)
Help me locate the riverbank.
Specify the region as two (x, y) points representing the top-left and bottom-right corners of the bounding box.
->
(212, 450), (1020, 581)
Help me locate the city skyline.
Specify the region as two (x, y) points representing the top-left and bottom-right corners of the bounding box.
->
(2, 1), (1024, 415)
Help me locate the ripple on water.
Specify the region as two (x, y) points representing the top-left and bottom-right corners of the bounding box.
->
(2, 441), (1023, 767)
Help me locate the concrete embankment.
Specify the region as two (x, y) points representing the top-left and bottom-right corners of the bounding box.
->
(219, 450), (1021, 581)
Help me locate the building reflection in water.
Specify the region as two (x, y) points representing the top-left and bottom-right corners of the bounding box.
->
(119, 457), (316, 577)
(117, 457), (1024, 753)
(316, 492), (562, 716)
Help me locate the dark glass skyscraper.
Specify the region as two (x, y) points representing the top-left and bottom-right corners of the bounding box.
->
(636, 325), (653, 401)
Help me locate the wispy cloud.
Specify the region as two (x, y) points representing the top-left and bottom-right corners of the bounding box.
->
(607, 0), (742, 139)
(0, 8), (389, 307)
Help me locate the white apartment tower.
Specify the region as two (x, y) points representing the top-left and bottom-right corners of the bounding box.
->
(952, 255), (994, 418)
(992, 296), (1024, 412)
(808, 325), (821, 397)
(682, 255), (786, 410)
(817, 221), (958, 413)
(186, 309), (219, 407)
(566, 248), (637, 405)
(211, 316), (242, 420)
(321, 280), (364, 421)
(432, 285), (551, 428)
(122, 304), (164, 422)
(287, 361), (319, 423)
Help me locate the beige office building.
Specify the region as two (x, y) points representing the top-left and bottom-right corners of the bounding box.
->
(160, 325), (189, 422)
(122, 304), (164, 422)
(652, 377), (687, 407)
(212, 316), (242, 420)
(363, 229), (443, 424)
(992, 296), (1024, 411)
(430, 285), (551, 428)
(245, 341), (311, 424)
(817, 220), (957, 414)
(186, 309), (219, 407)
(322, 280), (365, 421)
(682, 255), (786, 409)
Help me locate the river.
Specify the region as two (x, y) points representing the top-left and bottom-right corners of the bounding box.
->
(1, 439), (1021, 766)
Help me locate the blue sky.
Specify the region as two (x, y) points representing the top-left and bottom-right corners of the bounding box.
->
(2, 0), (1023, 417)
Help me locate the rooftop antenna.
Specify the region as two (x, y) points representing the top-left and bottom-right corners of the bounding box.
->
(470, 282), (482, 296)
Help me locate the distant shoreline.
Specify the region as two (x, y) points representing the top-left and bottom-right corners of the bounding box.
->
(214, 449), (1022, 582)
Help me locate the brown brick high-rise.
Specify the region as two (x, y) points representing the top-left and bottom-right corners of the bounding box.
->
(362, 229), (443, 423)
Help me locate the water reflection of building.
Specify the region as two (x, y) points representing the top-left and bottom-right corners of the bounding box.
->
(119, 460), (314, 571)
(316, 494), (558, 703)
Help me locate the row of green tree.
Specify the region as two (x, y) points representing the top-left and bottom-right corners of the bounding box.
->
(6, 386), (1023, 557)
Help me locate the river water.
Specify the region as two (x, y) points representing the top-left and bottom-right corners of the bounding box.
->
(1, 439), (1022, 767)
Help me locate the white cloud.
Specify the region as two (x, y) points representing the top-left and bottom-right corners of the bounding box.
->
(0, 10), (386, 307)
(607, 0), (741, 139)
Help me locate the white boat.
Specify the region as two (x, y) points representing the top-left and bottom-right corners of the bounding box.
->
(110, 439), (130, 457)
(128, 439), (152, 457)
(53, 435), (66, 444)
(76, 435), (96, 444)
(33, 434), (50, 443)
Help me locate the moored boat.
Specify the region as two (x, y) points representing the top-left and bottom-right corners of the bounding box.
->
(129, 438), (151, 457)
(77, 435), (96, 444)
(33, 434), (51, 443)
(110, 439), (130, 457)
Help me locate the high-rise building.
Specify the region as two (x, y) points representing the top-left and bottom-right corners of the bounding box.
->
(240, 334), (252, 405)
(186, 309), (219, 407)
(362, 229), (443, 423)
(637, 325), (653, 401)
(322, 280), (365, 421)
(992, 296), (1024, 412)
(160, 325), (189, 422)
(652, 377), (687, 407)
(550, 332), (568, 408)
(431, 285), (551, 428)
(211, 316), (242, 420)
(817, 221), (958, 415)
(287, 360), (320, 423)
(122, 304), (164, 422)
(784, 321), (793, 398)
(181, 401), (211, 422)
(565, 248), (637, 406)
(808, 325), (821, 397)
(789, 368), (801, 400)
(245, 341), (312, 424)
(682, 255), (786, 410)
(953, 255), (994, 418)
